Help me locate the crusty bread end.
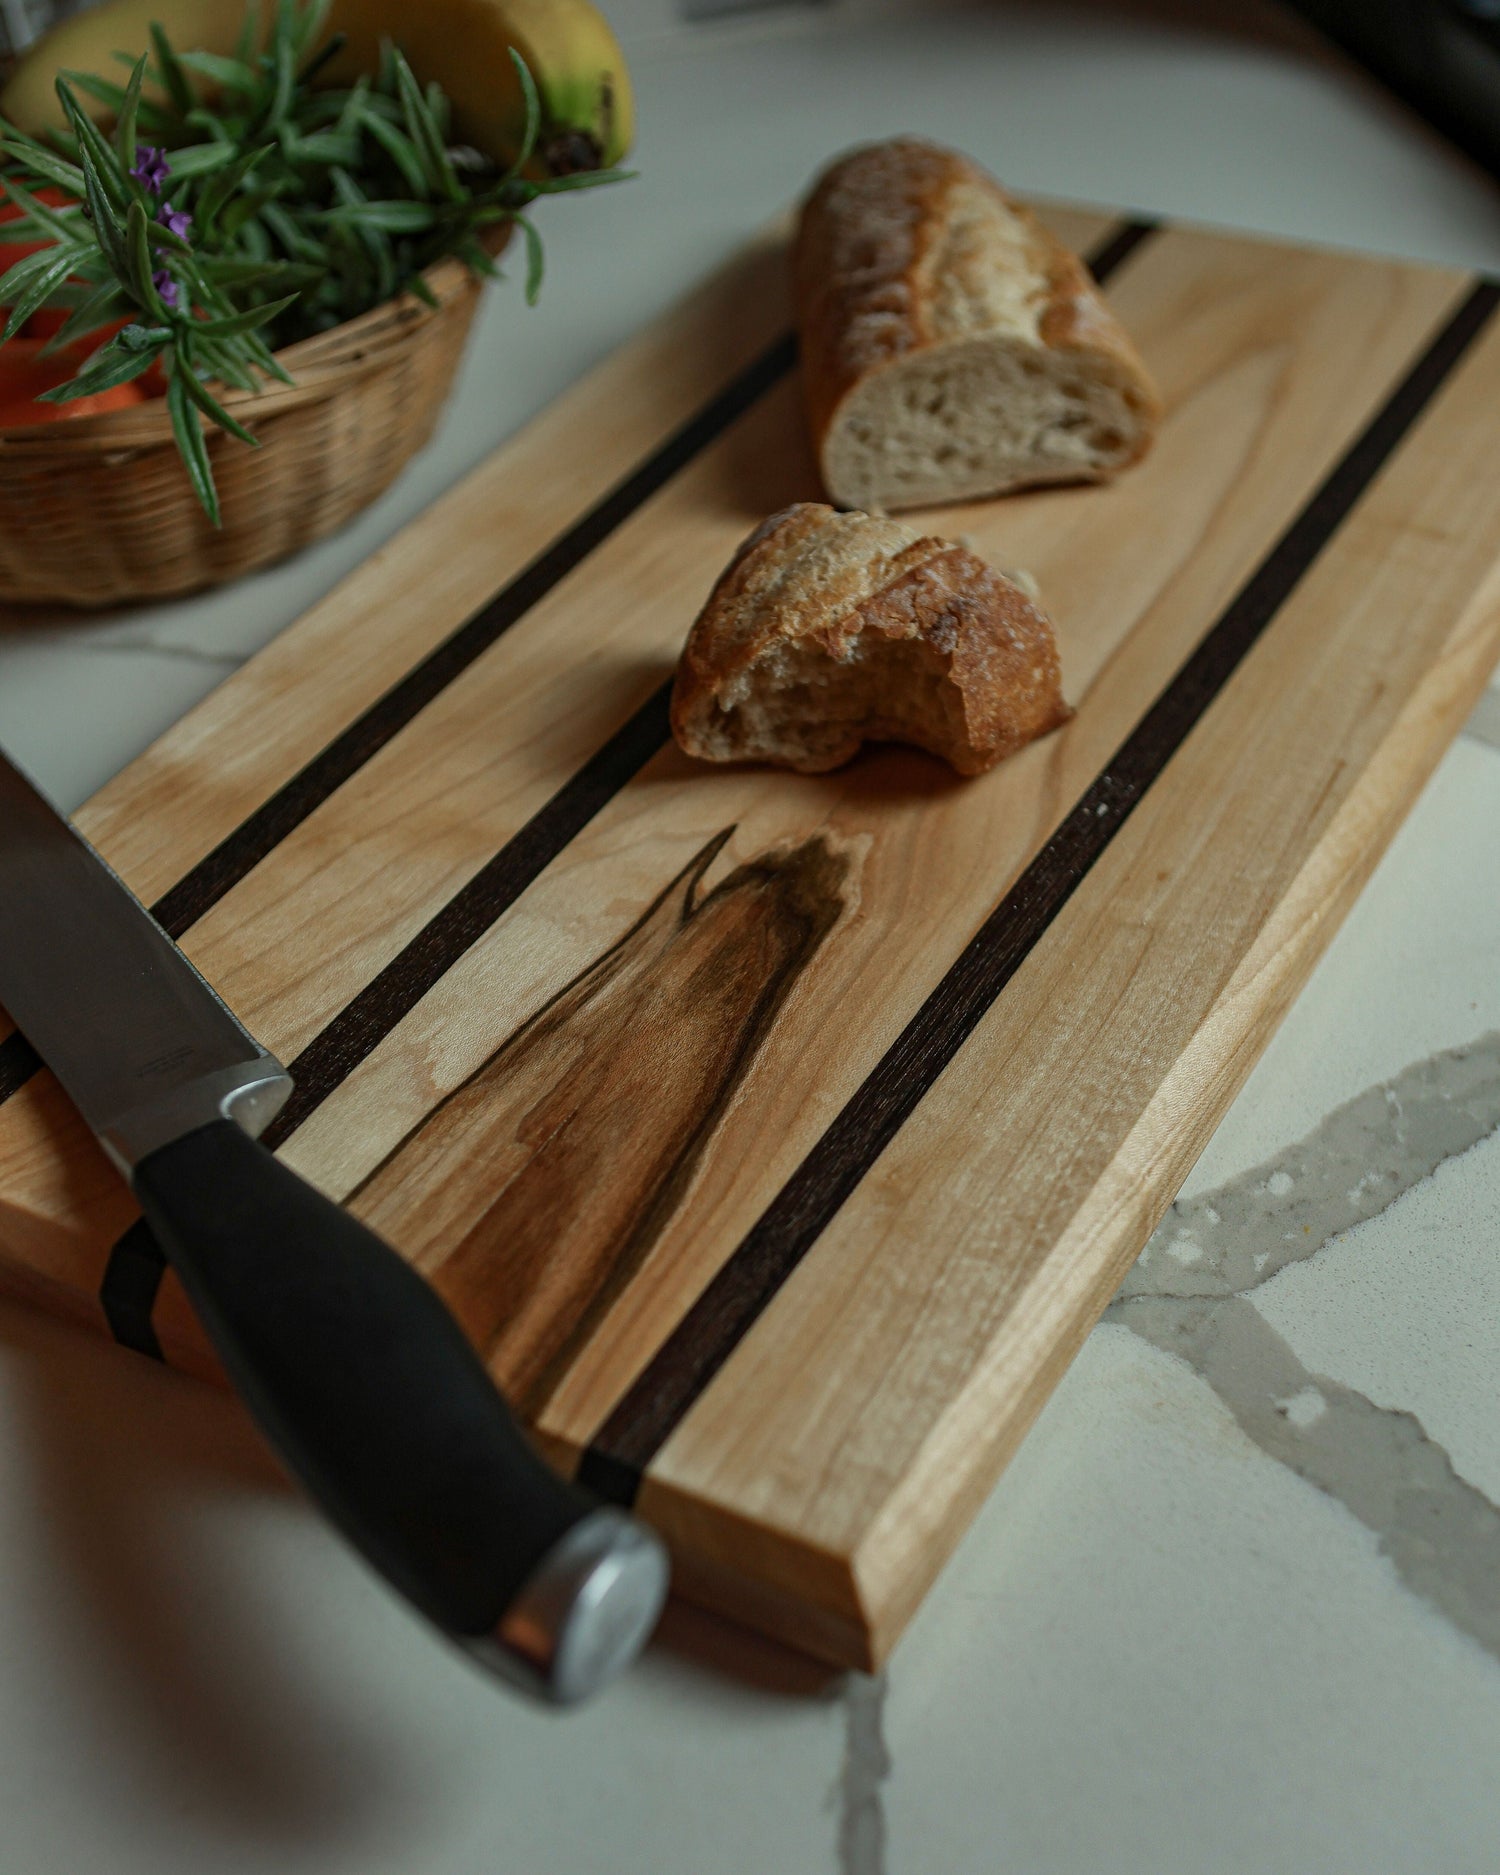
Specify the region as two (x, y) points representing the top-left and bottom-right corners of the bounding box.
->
(794, 139), (1161, 511)
(671, 502), (1071, 776)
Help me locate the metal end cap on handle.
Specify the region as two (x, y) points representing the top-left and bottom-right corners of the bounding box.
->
(470, 1508), (671, 1706)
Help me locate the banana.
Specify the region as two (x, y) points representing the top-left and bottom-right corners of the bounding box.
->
(325, 0), (633, 172)
(0, 0), (632, 173)
(0, 0), (251, 136)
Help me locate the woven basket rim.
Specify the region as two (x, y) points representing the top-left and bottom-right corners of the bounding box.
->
(0, 231), (500, 455)
(0, 230), (490, 606)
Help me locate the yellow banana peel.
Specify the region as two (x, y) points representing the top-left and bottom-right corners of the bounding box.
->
(0, 0), (633, 173)
(324, 0), (632, 172)
(0, 0), (250, 134)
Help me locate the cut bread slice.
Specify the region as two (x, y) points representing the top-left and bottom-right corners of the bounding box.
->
(670, 502), (1071, 776)
(794, 139), (1160, 511)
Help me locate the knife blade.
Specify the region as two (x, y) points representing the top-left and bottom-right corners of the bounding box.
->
(0, 748), (668, 1703)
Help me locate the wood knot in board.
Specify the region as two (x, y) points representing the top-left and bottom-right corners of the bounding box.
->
(349, 828), (855, 1414)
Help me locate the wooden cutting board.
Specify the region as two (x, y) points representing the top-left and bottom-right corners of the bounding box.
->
(3, 202), (1500, 1670)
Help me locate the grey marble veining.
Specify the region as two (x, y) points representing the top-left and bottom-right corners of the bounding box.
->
(836, 1674), (891, 1875)
(1115, 1292), (1500, 1661)
(1465, 686), (1500, 754)
(1110, 1033), (1500, 1661)
(22, 629), (249, 673)
(1119, 1034), (1500, 1304)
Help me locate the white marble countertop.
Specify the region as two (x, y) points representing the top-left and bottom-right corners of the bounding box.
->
(2, 3), (1499, 1869)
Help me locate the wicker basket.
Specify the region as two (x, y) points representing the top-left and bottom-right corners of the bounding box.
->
(0, 235), (502, 607)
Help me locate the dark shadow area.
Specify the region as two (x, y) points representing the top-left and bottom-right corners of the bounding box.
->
(650, 1593), (844, 1701)
(602, 651), (980, 810)
(703, 358), (823, 523)
(0, 1284), (854, 1758)
(0, 598), (96, 634)
(0, 1297), (411, 1851)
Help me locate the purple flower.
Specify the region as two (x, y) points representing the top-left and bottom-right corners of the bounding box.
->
(130, 145), (170, 194)
(158, 202), (192, 240)
(152, 269), (179, 310)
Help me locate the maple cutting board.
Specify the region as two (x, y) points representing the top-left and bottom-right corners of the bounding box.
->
(3, 202), (1500, 1670)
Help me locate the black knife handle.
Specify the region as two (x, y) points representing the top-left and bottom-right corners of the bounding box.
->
(132, 1120), (668, 1703)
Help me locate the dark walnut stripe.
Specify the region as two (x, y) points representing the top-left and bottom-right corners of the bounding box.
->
(92, 677), (668, 1341)
(147, 328), (799, 943)
(261, 684), (675, 1150)
(1076, 216), (1157, 285)
(577, 277), (1500, 1506)
(90, 217), (1155, 1352)
(0, 1033), (40, 1105)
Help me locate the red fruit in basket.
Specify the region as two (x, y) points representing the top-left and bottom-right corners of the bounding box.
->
(0, 184), (72, 336)
(0, 381), (147, 423)
(0, 184), (133, 351)
(0, 184), (159, 409)
(0, 337), (149, 426)
(0, 182), (69, 271)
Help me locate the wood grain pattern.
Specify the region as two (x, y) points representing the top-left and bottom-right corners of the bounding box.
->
(349, 828), (853, 1417)
(1, 204), (1497, 1668)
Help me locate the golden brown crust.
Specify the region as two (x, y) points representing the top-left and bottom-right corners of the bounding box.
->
(670, 503), (1072, 777)
(891, 547), (1073, 771)
(792, 137), (1161, 491)
(671, 503), (935, 706)
(1035, 246), (1159, 473)
(793, 139), (969, 448)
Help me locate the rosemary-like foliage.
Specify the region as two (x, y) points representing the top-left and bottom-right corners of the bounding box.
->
(0, 0), (629, 520)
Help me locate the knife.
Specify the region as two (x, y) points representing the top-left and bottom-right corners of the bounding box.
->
(0, 748), (669, 1704)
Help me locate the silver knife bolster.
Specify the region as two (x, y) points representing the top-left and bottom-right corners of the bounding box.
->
(99, 1055), (294, 1177)
(0, 750), (295, 1176)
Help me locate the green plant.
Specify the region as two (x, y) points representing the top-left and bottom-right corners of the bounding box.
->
(0, 0), (629, 521)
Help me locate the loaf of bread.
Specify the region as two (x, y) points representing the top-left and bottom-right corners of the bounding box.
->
(670, 502), (1071, 776)
(794, 138), (1160, 511)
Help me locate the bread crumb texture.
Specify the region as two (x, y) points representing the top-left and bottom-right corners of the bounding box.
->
(671, 502), (1072, 776)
